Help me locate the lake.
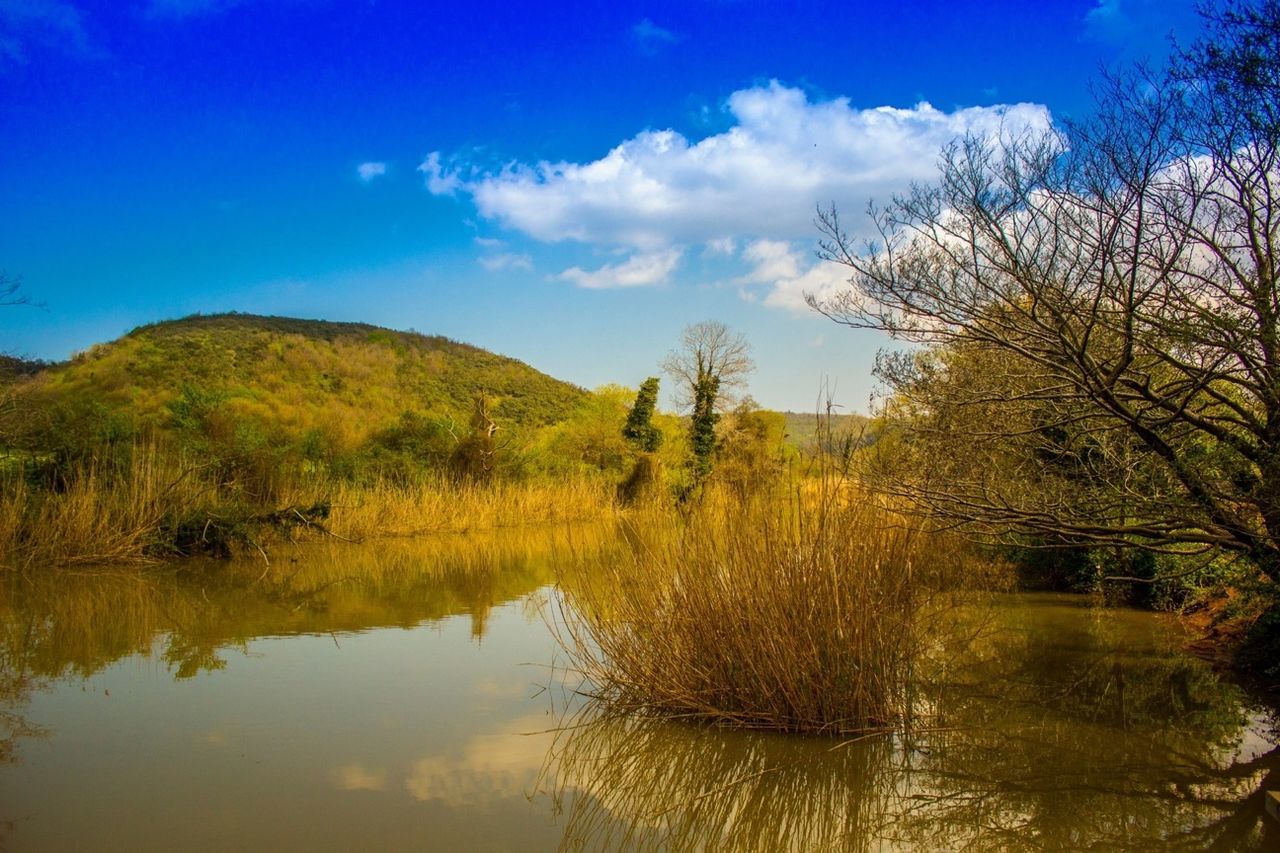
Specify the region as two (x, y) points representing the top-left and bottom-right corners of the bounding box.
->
(1, 525), (1277, 850)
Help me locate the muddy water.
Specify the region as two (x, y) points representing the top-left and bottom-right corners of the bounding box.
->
(0, 529), (1276, 850)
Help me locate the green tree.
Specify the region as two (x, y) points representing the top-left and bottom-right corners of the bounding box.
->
(662, 322), (754, 486)
(622, 377), (663, 453)
(689, 374), (720, 484)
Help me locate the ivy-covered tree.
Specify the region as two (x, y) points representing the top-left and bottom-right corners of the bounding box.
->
(622, 377), (663, 453)
(689, 374), (720, 484)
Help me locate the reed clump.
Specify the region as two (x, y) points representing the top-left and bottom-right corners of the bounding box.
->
(0, 446), (220, 569)
(555, 479), (977, 735)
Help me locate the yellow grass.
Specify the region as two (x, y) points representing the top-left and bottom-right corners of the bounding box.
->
(0, 447), (216, 570)
(319, 475), (616, 540)
(553, 478), (987, 735)
(0, 446), (619, 571)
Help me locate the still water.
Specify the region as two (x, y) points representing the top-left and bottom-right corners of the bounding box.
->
(1, 526), (1277, 850)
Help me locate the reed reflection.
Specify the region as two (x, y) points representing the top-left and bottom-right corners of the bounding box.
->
(0, 524), (616, 767)
(546, 709), (904, 852)
(546, 595), (1280, 851)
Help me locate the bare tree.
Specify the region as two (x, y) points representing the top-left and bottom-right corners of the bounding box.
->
(660, 321), (755, 412)
(0, 272), (28, 309)
(811, 2), (1280, 583)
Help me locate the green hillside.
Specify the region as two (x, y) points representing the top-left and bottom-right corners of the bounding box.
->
(781, 411), (873, 453)
(19, 313), (586, 452)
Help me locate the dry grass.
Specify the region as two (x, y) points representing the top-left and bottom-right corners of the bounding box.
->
(0, 447), (216, 570)
(0, 447), (619, 571)
(319, 475), (615, 540)
(553, 478), (984, 735)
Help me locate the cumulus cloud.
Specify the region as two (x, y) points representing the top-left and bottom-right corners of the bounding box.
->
(357, 161), (387, 183)
(419, 151), (465, 196)
(423, 81), (1051, 301)
(427, 82), (1050, 251)
(557, 249), (682, 289)
(737, 238), (851, 313)
(704, 236), (737, 256)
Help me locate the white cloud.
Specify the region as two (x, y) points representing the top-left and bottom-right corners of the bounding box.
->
(737, 238), (851, 313)
(557, 249), (682, 289)
(357, 161), (387, 183)
(426, 82), (1051, 251)
(478, 252), (532, 272)
(632, 18), (681, 54)
(419, 151), (464, 196)
(704, 236), (737, 256)
(424, 81), (1051, 311)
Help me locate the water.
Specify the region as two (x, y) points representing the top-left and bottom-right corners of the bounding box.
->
(1, 528), (1276, 850)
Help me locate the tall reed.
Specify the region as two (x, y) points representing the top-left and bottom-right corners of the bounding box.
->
(319, 475), (615, 540)
(554, 478), (978, 735)
(0, 445), (620, 570)
(0, 445), (217, 569)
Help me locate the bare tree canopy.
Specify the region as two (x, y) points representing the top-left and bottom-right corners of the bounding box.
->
(661, 321), (755, 412)
(811, 1), (1280, 583)
(0, 272), (30, 309)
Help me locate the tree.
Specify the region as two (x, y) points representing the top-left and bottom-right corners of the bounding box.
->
(0, 271), (31, 309)
(661, 321), (754, 412)
(450, 394), (499, 482)
(811, 2), (1280, 583)
(689, 373), (720, 484)
(622, 377), (663, 453)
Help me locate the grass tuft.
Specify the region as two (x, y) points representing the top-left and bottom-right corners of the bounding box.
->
(554, 478), (983, 735)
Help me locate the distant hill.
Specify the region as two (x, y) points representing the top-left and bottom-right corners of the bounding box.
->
(780, 411), (874, 452)
(22, 313), (586, 444)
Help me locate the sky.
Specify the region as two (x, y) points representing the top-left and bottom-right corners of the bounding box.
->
(0, 0), (1209, 412)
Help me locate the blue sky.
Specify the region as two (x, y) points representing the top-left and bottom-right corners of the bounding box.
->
(1, 0), (1206, 411)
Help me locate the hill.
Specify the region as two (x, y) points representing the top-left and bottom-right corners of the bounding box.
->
(781, 411), (874, 452)
(19, 313), (586, 450)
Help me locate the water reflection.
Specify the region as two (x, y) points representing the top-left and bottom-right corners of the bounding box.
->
(546, 595), (1280, 851)
(0, 525), (611, 779)
(1, 531), (1277, 850)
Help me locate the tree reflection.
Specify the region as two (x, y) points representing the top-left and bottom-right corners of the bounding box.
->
(0, 523), (616, 771)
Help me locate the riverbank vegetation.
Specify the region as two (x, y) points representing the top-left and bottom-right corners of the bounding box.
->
(808, 1), (1280, 676)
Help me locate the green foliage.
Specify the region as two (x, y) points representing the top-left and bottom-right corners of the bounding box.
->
(689, 374), (720, 484)
(27, 312), (585, 446)
(622, 377), (662, 453)
(362, 411), (458, 483)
